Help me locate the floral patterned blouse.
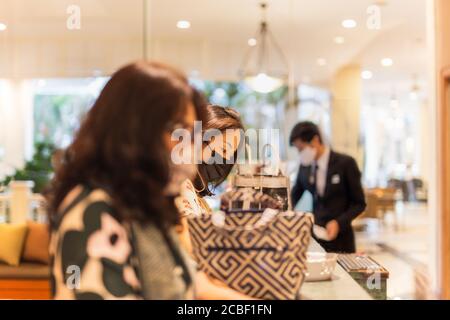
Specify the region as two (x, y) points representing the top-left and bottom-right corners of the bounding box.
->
(175, 179), (212, 217)
(174, 179), (212, 255)
(49, 186), (142, 300)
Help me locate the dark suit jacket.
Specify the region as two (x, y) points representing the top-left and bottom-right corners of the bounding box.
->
(291, 150), (366, 253)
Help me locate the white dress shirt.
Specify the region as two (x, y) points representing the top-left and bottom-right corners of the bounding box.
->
(315, 147), (330, 197)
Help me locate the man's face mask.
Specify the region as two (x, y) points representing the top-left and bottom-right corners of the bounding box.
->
(299, 146), (317, 166)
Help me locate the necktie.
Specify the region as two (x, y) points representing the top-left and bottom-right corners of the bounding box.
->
(311, 163), (319, 210)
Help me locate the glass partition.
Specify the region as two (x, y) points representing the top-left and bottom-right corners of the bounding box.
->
(0, 0), (145, 179)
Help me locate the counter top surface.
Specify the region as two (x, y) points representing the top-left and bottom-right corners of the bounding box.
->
(299, 240), (373, 300)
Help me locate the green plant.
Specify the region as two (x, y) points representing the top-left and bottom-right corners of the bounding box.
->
(1, 142), (56, 193)
(33, 94), (93, 147)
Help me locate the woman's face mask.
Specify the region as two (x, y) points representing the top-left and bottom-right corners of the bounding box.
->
(199, 160), (234, 184)
(299, 146), (317, 166)
(196, 143), (235, 192)
(197, 130), (241, 191)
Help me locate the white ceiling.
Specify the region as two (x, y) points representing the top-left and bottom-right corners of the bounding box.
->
(0, 0), (429, 98)
(148, 0), (429, 98)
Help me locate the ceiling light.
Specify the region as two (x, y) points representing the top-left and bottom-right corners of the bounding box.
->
(342, 19), (357, 29)
(361, 70), (373, 80)
(248, 38), (257, 46)
(0, 23), (7, 31)
(334, 36), (345, 44)
(381, 58), (394, 67)
(177, 20), (191, 29)
(317, 58), (327, 66)
(245, 73), (284, 94)
(239, 3), (289, 93)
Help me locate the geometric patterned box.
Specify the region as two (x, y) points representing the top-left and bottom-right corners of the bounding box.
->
(188, 210), (314, 300)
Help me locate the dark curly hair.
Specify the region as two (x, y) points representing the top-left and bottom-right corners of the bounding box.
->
(46, 61), (207, 231)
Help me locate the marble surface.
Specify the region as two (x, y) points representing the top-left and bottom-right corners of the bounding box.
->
(355, 202), (429, 299)
(299, 239), (372, 300)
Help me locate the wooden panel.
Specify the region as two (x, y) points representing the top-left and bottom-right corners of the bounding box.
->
(435, 0), (450, 299)
(440, 68), (450, 299)
(0, 279), (51, 300)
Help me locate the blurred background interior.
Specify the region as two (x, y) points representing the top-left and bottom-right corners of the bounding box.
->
(0, 0), (449, 300)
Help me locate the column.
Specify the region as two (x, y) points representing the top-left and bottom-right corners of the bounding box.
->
(330, 64), (362, 165)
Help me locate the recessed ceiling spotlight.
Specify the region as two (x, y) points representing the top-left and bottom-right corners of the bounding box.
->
(381, 58), (394, 67)
(361, 70), (373, 80)
(342, 19), (357, 29)
(0, 23), (7, 31)
(334, 36), (345, 44)
(177, 20), (191, 29)
(248, 38), (257, 46)
(317, 58), (327, 66)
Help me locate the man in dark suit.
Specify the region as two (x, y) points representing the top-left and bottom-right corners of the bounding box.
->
(290, 121), (366, 253)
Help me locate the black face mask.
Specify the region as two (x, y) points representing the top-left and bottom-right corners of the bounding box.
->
(199, 162), (233, 183)
(199, 152), (235, 184)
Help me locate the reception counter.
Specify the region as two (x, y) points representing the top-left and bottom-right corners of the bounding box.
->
(299, 240), (373, 300)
